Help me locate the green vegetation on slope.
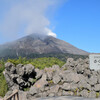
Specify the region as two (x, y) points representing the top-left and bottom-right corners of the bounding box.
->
(7, 57), (65, 69)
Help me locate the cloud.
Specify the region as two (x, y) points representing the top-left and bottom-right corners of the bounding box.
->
(0, 0), (66, 40)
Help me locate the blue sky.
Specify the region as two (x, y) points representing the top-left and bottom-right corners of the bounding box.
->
(0, 0), (100, 53)
(51, 0), (100, 53)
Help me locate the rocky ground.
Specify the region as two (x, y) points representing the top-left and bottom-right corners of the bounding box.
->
(35, 96), (100, 100)
(3, 58), (100, 99)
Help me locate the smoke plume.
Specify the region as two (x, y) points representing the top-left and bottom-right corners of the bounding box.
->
(0, 0), (66, 40)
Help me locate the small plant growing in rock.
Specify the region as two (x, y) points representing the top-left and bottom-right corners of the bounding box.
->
(96, 92), (99, 98)
(88, 90), (90, 93)
(58, 81), (63, 85)
(62, 67), (67, 71)
(32, 79), (37, 84)
(48, 80), (54, 86)
(24, 87), (30, 91)
(79, 87), (83, 92)
(73, 88), (78, 96)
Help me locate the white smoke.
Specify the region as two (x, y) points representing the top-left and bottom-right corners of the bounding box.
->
(0, 0), (66, 40)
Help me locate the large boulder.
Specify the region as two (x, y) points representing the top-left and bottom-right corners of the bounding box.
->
(80, 89), (89, 98)
(5, 62), (15, 72)
(88, 75), (98, 85)
(16, 64), (24, 76)
(4, 63), (36, 90)
(94, 84), (100, 92)
(62, 72), (80, 83)
(49, 85), (59, 94)
(53, 74), (61, 84)
(62, 83), (71, 90)
(34, 73), (48, 89)
(35, 68), (43, 80)
(23, 64), (35, 75)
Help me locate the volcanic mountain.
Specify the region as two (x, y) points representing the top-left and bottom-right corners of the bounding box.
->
(0, 34), (89, 58)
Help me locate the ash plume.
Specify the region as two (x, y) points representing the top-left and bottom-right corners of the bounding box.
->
(0, 0), (66, 41)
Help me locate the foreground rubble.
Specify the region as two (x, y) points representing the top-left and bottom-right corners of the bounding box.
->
(3, 58), (100, 99)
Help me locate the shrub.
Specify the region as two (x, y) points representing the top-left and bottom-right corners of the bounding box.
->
(0, 73), (8, 97)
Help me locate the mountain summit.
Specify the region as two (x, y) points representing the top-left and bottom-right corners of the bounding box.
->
(0, 34), (88, 58)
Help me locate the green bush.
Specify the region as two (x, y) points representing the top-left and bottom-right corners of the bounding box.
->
(0, 59), (8, 97)
(0, 73), (8, 97)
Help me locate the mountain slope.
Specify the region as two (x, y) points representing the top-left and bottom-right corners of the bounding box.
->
(0, 34), (89, 58)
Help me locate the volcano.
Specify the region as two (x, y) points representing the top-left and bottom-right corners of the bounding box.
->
(0, 34), (89, 58)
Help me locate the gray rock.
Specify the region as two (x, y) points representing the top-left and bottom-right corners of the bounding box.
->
(49, 85), (59, 94)
(19, 90), (28, 100)
(45, 68), (53, 81)
(58, 90), (62, 96)
(97, 70), (100, 75)
(4, 73), (11, 83)
(67, 58), (74, 64)
(4, 72), (14, 88)
(42, 92), (48, 97)
(88, 91), (96, 98)
(94, 84), (100, 91)
(53, 74), (61, 84)
(76, 64), (85, 74)
(77, 58), (84, 65)
(34, 73), (48, 89)
(84, 69), (91, 77)
(17, 77), (24, 85)
(97, 76), (100, 84)
(84, 58), (89, 64)
(52, 65), (60, 72)
(70, 84), (78, 90)
(63, 72), (79, 83)
(10, 84), (19, 90)
(49, 93), (55, 97)
(91, 71), (98, 76)
(63, 90), (73, 96)
(66, 58), (76, 68)
(35, 68), (43, 79)
(5, 62), (14, 72)
(45, 87), (50, 91)
(88, 76), (97, 85)
(39, 87), (45, 92)
(29, 86), (38, 95)
(62, 83), (71, 90)
(24, 64), (35, 75)
(28, 78), (34, 84)
(78, 81), (91, 91)
(16, 64), (24, 76)
(80, 89), (89, 98)
(35, 93), (43, 98)
(11, 74), (18, 80)
(4, 90), (13, 98)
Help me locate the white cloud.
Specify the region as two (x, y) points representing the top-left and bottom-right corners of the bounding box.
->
(0, 0), (66, 40)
